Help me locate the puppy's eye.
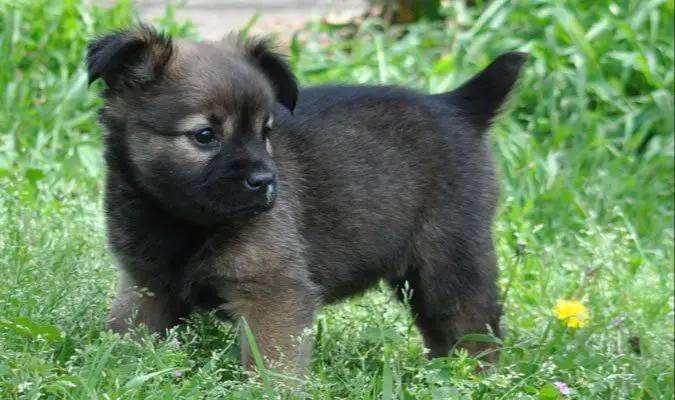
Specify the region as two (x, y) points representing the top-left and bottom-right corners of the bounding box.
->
(194, 128), (215, 145)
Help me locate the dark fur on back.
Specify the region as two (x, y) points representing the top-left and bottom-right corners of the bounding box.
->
(285, 84), (501, 301)
(86, 25), (527, 377)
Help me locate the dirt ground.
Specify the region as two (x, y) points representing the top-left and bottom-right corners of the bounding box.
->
(131, 0), (367, 39)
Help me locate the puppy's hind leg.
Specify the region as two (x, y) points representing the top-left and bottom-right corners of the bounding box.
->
(391, 235), (503, 364)
(108, 270), (191, 339)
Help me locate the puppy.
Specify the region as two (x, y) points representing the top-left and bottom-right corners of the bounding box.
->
(86, 25), (527, 376)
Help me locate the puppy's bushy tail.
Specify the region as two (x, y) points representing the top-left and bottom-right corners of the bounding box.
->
(434, 52), (528, 133)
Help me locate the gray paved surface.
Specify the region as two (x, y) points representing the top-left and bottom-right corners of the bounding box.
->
(133, 0), (367, 40)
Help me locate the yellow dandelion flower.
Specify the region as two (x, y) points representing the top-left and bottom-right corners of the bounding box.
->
(553, 299), (589, 328)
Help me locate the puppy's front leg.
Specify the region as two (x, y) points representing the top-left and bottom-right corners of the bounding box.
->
(228, 277), (317, 377)
(108, 270), (190, 339)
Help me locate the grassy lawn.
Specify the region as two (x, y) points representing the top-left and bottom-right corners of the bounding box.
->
(0, 0), (673, 398)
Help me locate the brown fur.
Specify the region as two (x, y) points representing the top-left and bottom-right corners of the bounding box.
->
(86, 24), (527, 379)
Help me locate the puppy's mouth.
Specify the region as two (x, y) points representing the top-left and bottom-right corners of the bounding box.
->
(225, 182), (277, 219)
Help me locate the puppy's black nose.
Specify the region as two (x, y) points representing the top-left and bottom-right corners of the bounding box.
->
(245, 170), (275, 190)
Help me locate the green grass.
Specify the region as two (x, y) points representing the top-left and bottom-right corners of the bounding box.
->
(0, 0), (673, 398)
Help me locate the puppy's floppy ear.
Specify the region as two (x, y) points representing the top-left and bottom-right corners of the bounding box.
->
(240, 37), (298, 113)
(442, 52), (528, 132)
(86, 24), (174, 89)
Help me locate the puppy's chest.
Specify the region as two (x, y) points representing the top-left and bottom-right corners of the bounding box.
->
(184, 223), (304, 301)
(188, 239), (289, 285)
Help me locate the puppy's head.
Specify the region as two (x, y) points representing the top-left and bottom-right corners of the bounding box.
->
(87, 25), (297, 226)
